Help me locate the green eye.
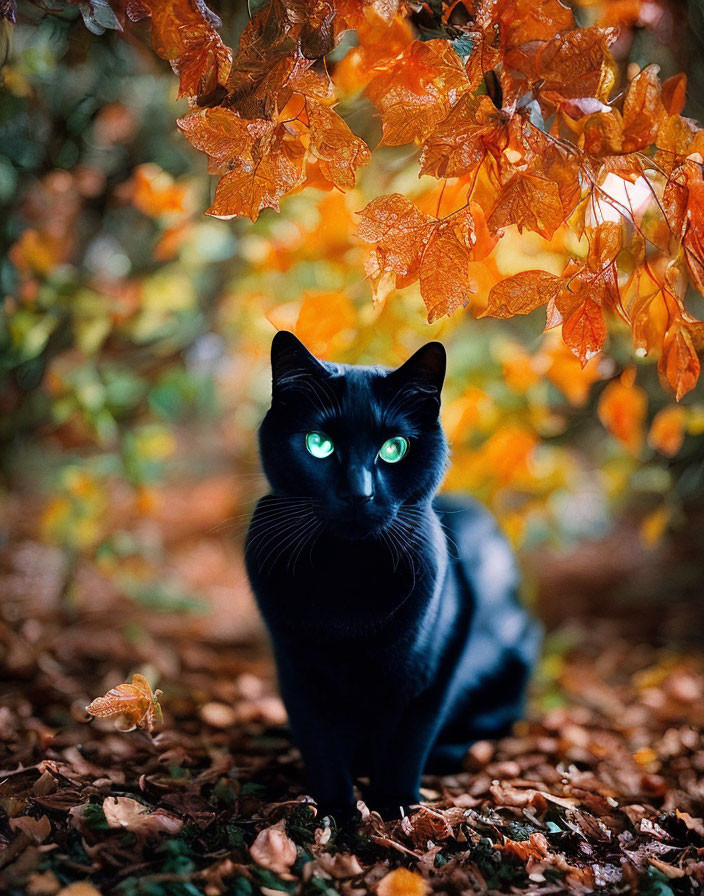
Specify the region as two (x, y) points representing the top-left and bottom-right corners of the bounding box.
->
(378, 436), (409, 464)
(305, 431), (334, 459)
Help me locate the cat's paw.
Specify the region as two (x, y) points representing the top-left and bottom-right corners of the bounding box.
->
(316, 802), (362, 828)
(367, 796), (420, 820)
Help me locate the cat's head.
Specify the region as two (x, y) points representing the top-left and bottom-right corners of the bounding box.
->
(258, 331), (448, 539)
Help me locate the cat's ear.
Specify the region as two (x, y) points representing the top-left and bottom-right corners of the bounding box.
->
(385, 342), (446, 421)
(271, 331), (326, 389)
(389, 342), (446, 393)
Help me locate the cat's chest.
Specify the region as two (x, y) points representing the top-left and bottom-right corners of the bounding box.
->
(256, 537), (431, 637)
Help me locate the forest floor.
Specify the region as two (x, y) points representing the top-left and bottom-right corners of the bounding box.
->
(1, 477), (704, 896)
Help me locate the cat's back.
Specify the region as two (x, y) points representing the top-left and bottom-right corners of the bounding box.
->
(434, 493), (518, 587)
(433, 494), (527, 643)
(433, 494), (541, 690)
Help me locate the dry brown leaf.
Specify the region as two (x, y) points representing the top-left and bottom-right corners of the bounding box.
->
(102, 796), (183, 836)
(316, 852), (364, 879)
(649, 857), (686, 878)
(250, 820), (297, 876)
(86, 673), (163, 733)
(9, 815), (52, 843)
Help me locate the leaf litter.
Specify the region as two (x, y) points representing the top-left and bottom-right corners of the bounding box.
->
(1, 528), (704, 894)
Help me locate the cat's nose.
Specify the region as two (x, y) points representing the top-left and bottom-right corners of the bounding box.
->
(345, 493), (374, 507)
(345, 467), (374, 505)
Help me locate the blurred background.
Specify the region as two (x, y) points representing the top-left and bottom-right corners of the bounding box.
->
(5, 5), (704, 893)
(2, 0), (704, 718)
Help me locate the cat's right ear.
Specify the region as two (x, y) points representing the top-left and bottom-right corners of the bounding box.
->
(271, 331), (326, 392)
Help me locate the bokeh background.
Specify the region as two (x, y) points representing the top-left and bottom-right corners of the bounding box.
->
(2, 0), (704, 707)
(4, 5), (704, 893)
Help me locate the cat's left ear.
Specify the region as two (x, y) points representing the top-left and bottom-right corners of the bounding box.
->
(388, 341), (446, 394)
(270, 330), (327, 390)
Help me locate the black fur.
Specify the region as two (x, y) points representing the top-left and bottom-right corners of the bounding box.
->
(245, 331), (541, 816)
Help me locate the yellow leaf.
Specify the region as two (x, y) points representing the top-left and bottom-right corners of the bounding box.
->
(640, 505), (670, 549)
(633, 747), (658, 766)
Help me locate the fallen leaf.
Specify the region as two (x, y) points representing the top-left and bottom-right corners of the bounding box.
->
(102, 796), (183, 837)
(377, 867), (430, 896)
(316, 852), (364, 878)
(86, 673), (163, 733)
(9, 815), (51, 843)
(250, 820), (297, 876)
(56, 885), (104, 896)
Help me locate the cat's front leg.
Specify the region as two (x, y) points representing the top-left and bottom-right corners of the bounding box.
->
(275, 652), (357, 815)
(365, 690), (442, 817)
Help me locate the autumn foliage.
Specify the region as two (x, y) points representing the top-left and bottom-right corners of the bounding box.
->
(86, 673), (163, 733)
(81, 0), (704, 401)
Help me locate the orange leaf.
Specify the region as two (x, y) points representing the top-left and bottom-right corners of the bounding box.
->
(581, 110), (624, 156)
(598, 373), (648, 454)
(484, 271), (563, 319)
(357, 193), (433, 280)
(586, 221), (623, 270)
(661, 73), (687, 116)
(658, 320), (701, 401)
(420, 94), (509, 178)
(294, 291), (357, 357)
(542, 146), (583, 220)
(177, 107), (274, 170)
(86, 674), (163, 733)
(225, 4), (326, 119)
(306, 102), (371, 189)
(377, 868), (430, 896)
(621, 65), (665, 152)
(680, 172), (704, 294)
(537, 27), (618, 103)
(366, 39), (470, 145)
(489, 171), (565, 239)
(146, 0), (232, 99)
(497, 0), (574, 47)
(334, 12), (414, 95)
(206, 131), (305, 222)
(419, 222), (474, 322)
(559, 293), (607, 366)
(648, 405), (686, 456)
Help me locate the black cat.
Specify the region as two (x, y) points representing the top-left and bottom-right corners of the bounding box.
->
(245, 331), (541, 817)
